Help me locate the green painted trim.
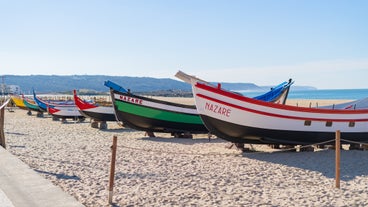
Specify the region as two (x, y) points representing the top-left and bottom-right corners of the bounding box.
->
(115, 100), (203, 124)
(23, 100), (40, 110)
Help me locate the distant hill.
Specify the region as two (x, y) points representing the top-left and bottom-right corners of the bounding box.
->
(3, 75), (190, 94)
(2, 75), (315, 94)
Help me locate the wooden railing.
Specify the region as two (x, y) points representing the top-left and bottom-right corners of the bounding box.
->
(0, 99), (10, 148)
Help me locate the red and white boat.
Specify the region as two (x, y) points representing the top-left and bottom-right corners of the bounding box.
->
(177, 71), (368, 145)
(47, 105), (85, 121)
(73, 90), (116, 122)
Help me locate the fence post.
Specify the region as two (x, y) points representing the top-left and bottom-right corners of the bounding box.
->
(335, 130), (341, 188)
(0, 104), (5, 148)
(108, 135), (118, 204)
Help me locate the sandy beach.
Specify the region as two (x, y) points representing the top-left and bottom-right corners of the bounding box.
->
(3, 98), (368, 206)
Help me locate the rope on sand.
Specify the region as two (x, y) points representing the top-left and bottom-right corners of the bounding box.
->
(246, 138), (368, 154)
(340, 138), (368, 146)
(117, 138), (350, 156)
(117, 137), (368, 156)
(241, 139), (337, 154)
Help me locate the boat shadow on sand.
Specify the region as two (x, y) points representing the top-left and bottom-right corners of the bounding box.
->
(243, 149), (368, 181)
(139, 136), (227, 145)
(99, 128), (136, 133)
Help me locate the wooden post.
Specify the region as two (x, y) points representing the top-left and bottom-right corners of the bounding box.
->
(108, 135), (118, 204)
(335, 130), (341, 188)
(0, 106), (5, 148)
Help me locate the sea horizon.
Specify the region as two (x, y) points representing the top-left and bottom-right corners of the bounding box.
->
(241, 88), (368, 100)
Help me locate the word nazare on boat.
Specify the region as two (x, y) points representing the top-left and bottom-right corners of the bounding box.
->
(115, 94), (143, 105)
(204, 102), (231, 117)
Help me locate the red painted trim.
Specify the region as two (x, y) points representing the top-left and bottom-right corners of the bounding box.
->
(73, 90), (97, 110)
(195, 82), (368, 114)
(197, 93), (368, 122)
(47, 107), (60, 114)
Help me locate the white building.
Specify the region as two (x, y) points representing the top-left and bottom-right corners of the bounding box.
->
(0, 84), (21, 95)
(7, 85), (21, 94)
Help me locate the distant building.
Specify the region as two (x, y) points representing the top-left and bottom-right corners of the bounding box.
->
(0, 84), (21, 95)
(8, 85), (21, 94)
(0, 84), (5, 95)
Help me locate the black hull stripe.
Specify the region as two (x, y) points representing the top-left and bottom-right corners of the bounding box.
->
(200, 115), (368, 145)
(79, 110), (116, 121)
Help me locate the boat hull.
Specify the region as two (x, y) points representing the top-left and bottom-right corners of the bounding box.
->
(111, 91), (208, 133)
(10, 96), (28, 110)
(33, 91), (75, 112)
(23, 99), (42, 112)
(200, 114), (368, 145)
(193, 81), (368, 145)
(48, 106), (84, 120)
(73, 90), (116, 122)
(78, 109), (116, 122)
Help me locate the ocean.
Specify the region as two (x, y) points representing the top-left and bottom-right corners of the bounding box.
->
(241, 89), (368, 100)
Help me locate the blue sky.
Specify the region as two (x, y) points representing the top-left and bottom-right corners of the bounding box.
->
(1, 0), (368, 89)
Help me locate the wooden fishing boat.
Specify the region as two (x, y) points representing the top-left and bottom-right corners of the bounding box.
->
(10, 95), (27, 110)
(105, 80), (206, 135)
(186, 75), (368, 145)
(47, 105), (85, 122)
(104, 78), (293, 136)
(22, 96), (44, 114)
(32, 90), (84, 121)
(73, 90), (116, 128)
(319, 97), (368, 110)
(33, 90), (74, 112)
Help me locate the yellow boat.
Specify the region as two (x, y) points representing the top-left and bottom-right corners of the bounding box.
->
(10, 95), (27, 110)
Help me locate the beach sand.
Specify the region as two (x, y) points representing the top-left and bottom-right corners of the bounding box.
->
(4, 98), (368, 206)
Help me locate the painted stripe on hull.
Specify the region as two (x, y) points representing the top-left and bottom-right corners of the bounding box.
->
(196, 82), (368, 115)
(114, 100), (203, 125)
(23, 100), (42, 112)
(113, 93), (197, 114)
(115, 109), (208, 133)
(79, 110), (116, 121)
(200, 115), (368, 145)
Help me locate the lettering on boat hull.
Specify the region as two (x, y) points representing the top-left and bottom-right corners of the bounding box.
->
(204, 102), (231, 117)
(118, 95), (143, 105)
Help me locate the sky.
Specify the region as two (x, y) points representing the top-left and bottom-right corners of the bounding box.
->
(1, 0), (368, 89)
